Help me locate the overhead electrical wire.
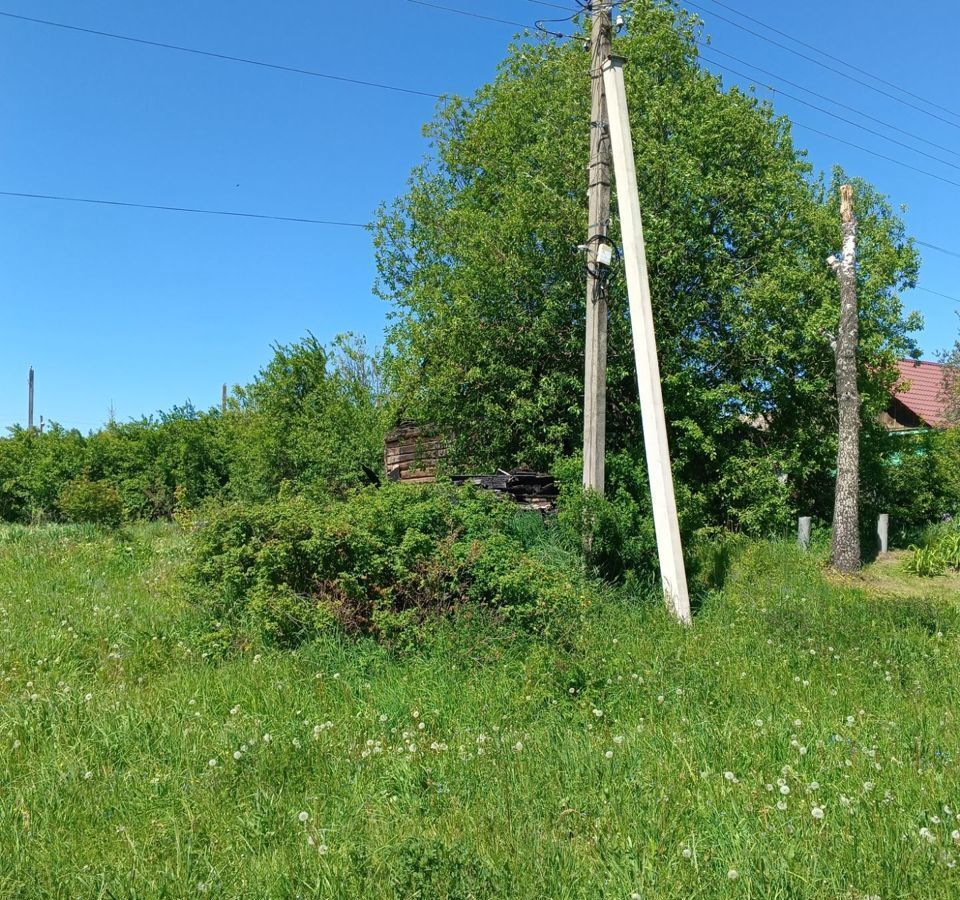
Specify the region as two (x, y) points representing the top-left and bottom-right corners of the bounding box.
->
(0, 10), (443, 99)
(675, 0), (960, 133)
(2, 3), (959, 267)
(696, 41), (960, 163)
(701, 55), (960, 175)
(0, 191), (370, 229)
(406, 0), (529, 28)
(697, 0), (960, 121)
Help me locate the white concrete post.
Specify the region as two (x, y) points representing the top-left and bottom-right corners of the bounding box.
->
(601, 56), (691, 624)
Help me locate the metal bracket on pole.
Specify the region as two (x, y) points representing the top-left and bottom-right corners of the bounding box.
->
(601, 55), (691, 624)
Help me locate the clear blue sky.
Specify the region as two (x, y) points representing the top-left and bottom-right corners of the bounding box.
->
(2, 0), (958, 431)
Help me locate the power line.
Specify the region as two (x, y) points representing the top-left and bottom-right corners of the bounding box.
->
(0, 191), (369, 228)
(696, 41), (960, 163)
(407, 0), (529, 28)
(674, 0), (960, 133)
(783, 116), (960, 192)
(0, 10), (443, 99)
(697, 0), (960, 122)
(915, 286), (960, 304)
(917, 241), (960, 261)
(700, 53), (960, 175)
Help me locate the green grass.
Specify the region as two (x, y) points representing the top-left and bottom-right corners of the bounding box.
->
(2, 525), (960, 898)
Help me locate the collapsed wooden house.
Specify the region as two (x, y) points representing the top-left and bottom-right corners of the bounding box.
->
(383, 424), (558, 511)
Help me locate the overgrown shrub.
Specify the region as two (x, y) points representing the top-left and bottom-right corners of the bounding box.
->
(58, 477), (124, 529)
(187, 483), (596, 648)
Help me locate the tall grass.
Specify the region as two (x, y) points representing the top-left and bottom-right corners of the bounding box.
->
(1, 525), (959, 897)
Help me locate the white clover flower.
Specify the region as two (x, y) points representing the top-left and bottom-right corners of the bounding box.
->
(951, 829), (960, 842)
(811, 806), (825, 820)
(799, 746), (808, 755)
(208, 758), (217, 767)
(932, 815), (942, 825)
(513, 741), (523, 752)
(84, 693), (93, 702)
(754, 719), (764, 728)
(808, 781), (820, 792)
(317, 843), (328, 854)
(592, 708), (603, 718)
(840, 795), (851, 807)
(298, 811), (309, 823)
(604, 750), (614, 760)
(84, 770), (93, 780)
(727, 869), (739, 880)
(417, 722), (425, 731)
(846, 716), (855, 726)
(780, 785), (790, 795)
(776, 800), (788, 811)
(262, 733), (272, 743)
(724, 771), (736, 782)
(613, 735), (624, 745)
(230, 706), (240, 715)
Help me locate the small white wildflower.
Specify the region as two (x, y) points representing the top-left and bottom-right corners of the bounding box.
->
(262, 733), (272, 743)
(208, 758), (217, 768)
(776, 800), (788, 811)
(604, 750), (614, 759)
(592, 708), (603, 718)
(932, 815), (942, 825)
(682, 847), (692, 859)
(83, 770), (93, 780)
(951, 829), (960, 842)
(754, 719), (764, 728)
(811, 806), (825, 820)
(780, 785), (790, 795)
(513, 741), (523, 752)
(613, 735), (624, 745)
(230, 705), (240, 715)
(728, 869), (739, 881)
(298, 811), (309, 823)
(724, 771), (736, 782)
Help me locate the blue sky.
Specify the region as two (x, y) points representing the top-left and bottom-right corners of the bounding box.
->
(2, 0), (958, 431)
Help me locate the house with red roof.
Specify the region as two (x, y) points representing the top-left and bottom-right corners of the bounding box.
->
(881, 359), (954, 432)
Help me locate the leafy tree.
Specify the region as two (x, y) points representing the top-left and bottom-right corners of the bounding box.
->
(227, 333), (387, 501)
(374, 2), (919, 534)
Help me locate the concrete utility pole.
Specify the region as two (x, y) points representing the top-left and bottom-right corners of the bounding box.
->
(221, 383), (228, 414)
(27, 366), (34, 431)
(827, 184), (861, 573)
(602, 56), (691, 623)
(582, 0), (614, 493)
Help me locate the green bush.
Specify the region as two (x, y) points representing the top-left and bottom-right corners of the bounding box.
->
(58, 477), (124, 529)
(187, 483), (596, 648)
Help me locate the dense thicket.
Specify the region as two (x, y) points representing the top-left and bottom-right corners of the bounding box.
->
(374, 1), (923, 535)
(0, 334), (385, 524)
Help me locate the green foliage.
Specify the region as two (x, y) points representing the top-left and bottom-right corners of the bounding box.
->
(187, 483), (596, 647)
(57, 477), (124, 529)
(228, 333), (386, 502)
(374, 8), (919, 534)
(904, 527), (960, 577)
(864, 428), (960, 543)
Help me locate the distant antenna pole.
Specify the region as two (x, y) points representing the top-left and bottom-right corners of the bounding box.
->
(27, 366), (34, 430)
(602, 55), (691, 624)
(582, 0), (614, 494)
(221, 383), (228, 414)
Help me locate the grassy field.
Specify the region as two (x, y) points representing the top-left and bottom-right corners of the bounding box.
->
(2, 524), (960, 898)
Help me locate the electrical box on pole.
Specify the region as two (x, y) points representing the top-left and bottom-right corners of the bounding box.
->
(601, 56), (691, 623)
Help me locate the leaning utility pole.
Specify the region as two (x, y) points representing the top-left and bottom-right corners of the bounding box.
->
(828, 184), (861, 573)
(582, 0), (614, 493)
(27, 366), (34, 431)
(602, 56), (691, 623)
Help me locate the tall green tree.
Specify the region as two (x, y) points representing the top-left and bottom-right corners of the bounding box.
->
(374, 1), (919, 534)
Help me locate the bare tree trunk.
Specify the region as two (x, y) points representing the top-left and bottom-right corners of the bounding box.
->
(829, 184), (860, 573)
